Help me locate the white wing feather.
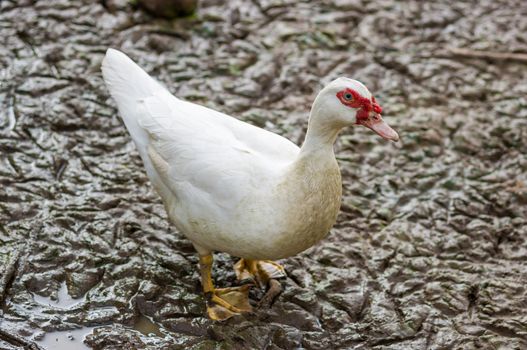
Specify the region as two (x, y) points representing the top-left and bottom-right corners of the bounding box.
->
(138, 88), (299, 207)
(101, 48), (299, 212)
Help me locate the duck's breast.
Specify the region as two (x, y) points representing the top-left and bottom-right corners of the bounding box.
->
(266, 157), (342, 259)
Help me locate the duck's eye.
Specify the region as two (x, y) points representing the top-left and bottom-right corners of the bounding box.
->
(343, 93), (353, 101)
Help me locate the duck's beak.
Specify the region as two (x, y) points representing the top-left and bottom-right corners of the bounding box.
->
(361, 114), (399, 142)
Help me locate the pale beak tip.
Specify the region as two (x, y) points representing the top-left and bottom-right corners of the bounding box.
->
(364, 116), (400, 142)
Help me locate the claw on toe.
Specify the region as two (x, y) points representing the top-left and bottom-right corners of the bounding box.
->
(234, 259), (287, 289)
(206, 285), (253, 321)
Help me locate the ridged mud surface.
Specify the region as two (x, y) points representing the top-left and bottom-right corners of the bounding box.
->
(1, 0), (526, 349)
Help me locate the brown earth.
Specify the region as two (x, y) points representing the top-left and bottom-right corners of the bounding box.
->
(1, 0), (527, 349)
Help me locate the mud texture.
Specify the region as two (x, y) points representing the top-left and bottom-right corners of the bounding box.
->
(1, 0), (527, 349)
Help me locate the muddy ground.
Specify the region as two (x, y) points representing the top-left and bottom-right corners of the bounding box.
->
(1, 0), (526, 349)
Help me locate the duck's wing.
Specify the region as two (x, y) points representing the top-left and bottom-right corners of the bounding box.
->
(101, 49), (299, 210)
(139, 88), (299, 207)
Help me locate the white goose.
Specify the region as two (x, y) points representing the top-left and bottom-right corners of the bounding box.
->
(101, 48), (399, 320)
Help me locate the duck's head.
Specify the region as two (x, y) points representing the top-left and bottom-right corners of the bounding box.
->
(312, 78), (399, 142)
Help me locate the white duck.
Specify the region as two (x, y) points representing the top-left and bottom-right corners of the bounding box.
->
(101, 48), (399, 320)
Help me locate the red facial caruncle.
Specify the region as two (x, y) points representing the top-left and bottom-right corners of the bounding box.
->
(336, 88), (383, 123)
(336, 87), (399, 141)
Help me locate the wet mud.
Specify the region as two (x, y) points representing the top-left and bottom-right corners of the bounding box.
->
(1, 0), (527, 349)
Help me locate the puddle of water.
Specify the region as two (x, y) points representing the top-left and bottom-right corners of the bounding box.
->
(33, 316), (165, 350)
(32, 319), (167, 350)
(34, 327), (96, 350)
(31, 282), (165, 345)
(33, 281), (86, 309)
(133, 315), (165, 338)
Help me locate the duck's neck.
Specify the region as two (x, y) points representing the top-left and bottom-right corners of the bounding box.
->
(299, 122), (340, 156)
(298, 106), (342, 158)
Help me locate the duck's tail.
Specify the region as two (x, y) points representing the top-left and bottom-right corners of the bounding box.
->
(101, 48), (161, 159)
(101, 48), (173, 196)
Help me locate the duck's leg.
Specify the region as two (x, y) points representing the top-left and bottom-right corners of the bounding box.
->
(199, 254), (253, 320)
(234, 259), (286, 289)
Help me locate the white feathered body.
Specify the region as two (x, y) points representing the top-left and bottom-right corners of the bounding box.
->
(101, 49), (341, 260)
